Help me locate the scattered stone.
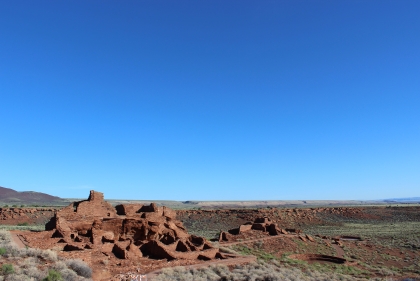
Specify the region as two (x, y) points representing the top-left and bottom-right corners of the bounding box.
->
(306, 234), (315, 242)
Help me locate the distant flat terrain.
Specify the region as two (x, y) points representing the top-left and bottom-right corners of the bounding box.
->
(78, 198), (420, 210)
(2, 185), (418, 208)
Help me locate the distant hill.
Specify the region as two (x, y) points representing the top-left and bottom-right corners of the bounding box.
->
(382, 197), (420, 203)
(0, 186), (70, 206)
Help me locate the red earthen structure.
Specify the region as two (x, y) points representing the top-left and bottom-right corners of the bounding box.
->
(219, 216), (288, 242)
(218, 216), (315, 243)
(45, 190), (228, 261)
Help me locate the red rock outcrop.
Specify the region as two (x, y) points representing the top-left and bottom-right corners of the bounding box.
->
(45, 190), (223, 261)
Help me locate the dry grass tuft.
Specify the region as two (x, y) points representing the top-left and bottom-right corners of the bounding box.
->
(65, 259), (92, 278)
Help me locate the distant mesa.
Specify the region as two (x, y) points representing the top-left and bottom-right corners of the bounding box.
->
(382, 197), (420, 203)
(0, 186), (69, 205)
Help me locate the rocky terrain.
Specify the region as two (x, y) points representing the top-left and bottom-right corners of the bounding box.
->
(1, 192), (419, 280)
(177, 205), (420, 280)
(0, 206), (57, 226)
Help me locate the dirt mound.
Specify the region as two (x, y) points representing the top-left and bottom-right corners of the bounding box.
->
(289, 254), (347, 264)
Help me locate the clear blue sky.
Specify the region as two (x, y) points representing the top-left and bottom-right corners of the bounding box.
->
(1, 1), (419, 200)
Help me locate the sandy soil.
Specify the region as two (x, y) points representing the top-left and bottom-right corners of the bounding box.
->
(9, 230), (27, 249)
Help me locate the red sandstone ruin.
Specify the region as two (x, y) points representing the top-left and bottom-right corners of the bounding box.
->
(45, 190), (228, 261)
(219, 216), (289, 242)
(218, 216), (316, 245)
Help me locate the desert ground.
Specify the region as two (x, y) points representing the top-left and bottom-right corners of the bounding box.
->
(0, 191), (419, 281)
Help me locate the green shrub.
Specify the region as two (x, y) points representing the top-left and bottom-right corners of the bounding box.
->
(17, 222), (29, 226)
(0, 247), (6, 255)
(1, 263), (14, 275)
(43, 269), (63, 281)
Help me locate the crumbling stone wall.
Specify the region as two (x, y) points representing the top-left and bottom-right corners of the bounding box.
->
(219, 217), (289, 242)
(54, 190), (116, 222)
(46, 190), (227, 261)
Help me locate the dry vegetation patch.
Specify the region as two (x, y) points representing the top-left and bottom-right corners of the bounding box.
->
(0, 230), (92, 281)
(154, 260), (366, 281)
